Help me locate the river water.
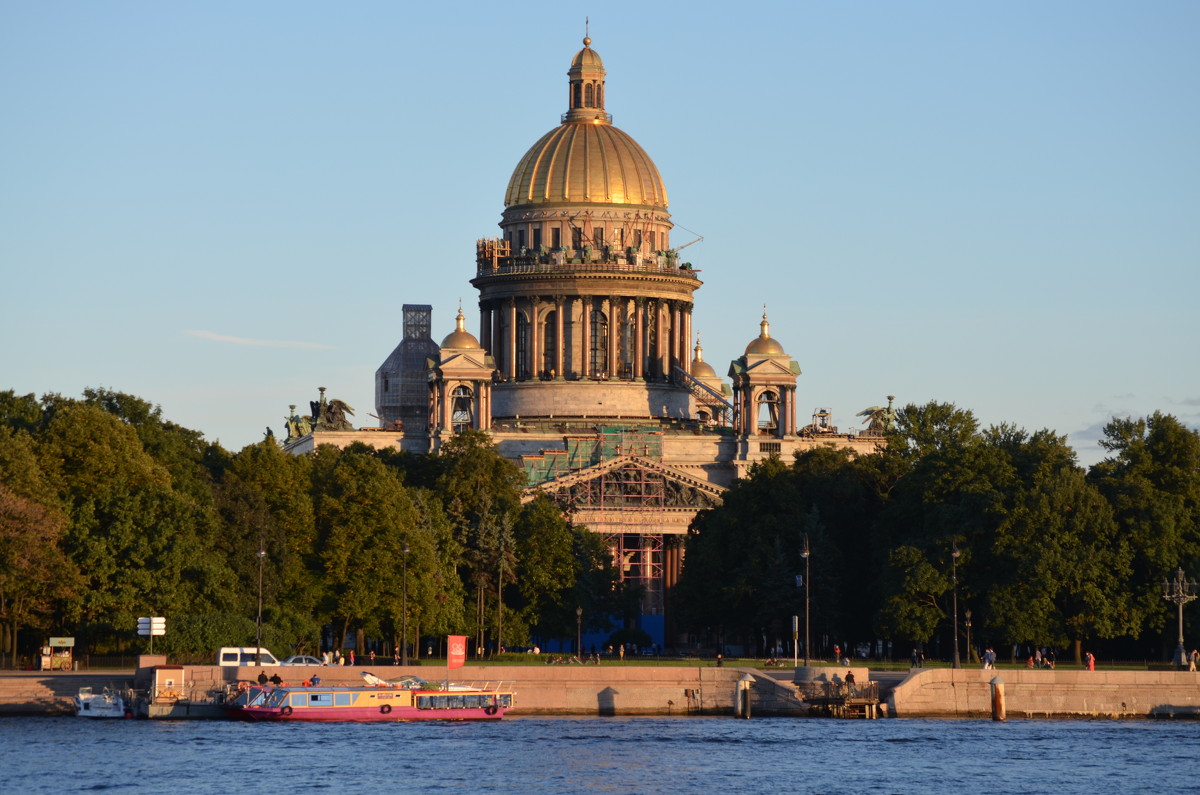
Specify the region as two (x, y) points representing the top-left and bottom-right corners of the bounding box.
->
(2, 716), (1196, 793)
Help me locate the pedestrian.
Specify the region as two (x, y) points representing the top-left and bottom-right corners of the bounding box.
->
(619, 645), (625, 661)
(1190, 649), (1199, 671)
(257, 671), (268, 686)
(911, 649), (919, 667)
(369, 650), (376, 664)
(1085, 651), (1095, 671)
(269, 673), (283, 686)
(349, 650), (355, 666)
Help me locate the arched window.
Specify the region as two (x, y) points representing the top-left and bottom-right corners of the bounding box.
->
(756, 389), (780, 435)
(451, 385), (473, 434)
(596, 84), (603, 108)
(516, 312), (529, 379)
(585, 83), (594, 107)
(573, 83), (582, 108)
(590, 310), (609, 377)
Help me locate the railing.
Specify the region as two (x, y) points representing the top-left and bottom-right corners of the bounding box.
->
(476, 254), (699, 280)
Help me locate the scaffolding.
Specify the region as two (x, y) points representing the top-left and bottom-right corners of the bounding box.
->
(375, 305), (439, 433)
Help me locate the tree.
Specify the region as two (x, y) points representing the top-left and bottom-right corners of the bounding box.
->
(988, 468), (1134, 663)
(1089, 412), (1200, 648)
(0, 484), (79, 667)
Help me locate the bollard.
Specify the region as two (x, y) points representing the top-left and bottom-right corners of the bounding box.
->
(737, 674), (755, 719)
(990, 676), (1006, 722)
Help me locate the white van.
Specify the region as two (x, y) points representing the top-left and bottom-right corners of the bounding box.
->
(216, 647), (281, 666)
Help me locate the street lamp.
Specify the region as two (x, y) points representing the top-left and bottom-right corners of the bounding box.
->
(255, 546), (266, 666)
(401, 543), (411, 666)
(951, 542), (961, 669)
(1162, 567), (1198, 666)
(576, 606), (583, 656)
(964, 609), (973, 667)
(801, 534), (810, 667)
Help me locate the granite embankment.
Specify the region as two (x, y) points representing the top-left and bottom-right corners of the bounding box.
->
(3, 664), (1198, 718)
(887, 667), (1200, 719)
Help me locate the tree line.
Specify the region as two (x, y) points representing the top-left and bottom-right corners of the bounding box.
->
(0, 389), (618, 665)
(2, 388), (1196, 667)
(675, 403), (1200, 664)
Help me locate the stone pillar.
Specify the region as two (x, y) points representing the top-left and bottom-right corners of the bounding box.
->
(531, 298), (542, 379)
(607, 297), (617, 380)
(480, 305), (492, 354)
(634, 298), (645, 380)
(554, 295), (565, 379)
(581, 297), (592, 379)
(507, 298), (517, 380)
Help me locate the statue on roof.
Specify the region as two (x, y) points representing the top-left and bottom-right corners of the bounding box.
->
(858, 395), (897, 434)
(310, 387), (355, 432)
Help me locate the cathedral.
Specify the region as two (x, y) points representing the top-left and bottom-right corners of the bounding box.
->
(285, 36), (885, 648)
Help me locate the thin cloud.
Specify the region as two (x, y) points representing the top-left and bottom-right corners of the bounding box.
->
(185, 330), (335, 350)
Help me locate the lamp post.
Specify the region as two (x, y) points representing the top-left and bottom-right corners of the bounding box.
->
(401, 543), (410, 666)
(801, 534), (810, 667)
(576, 606), (583, 656)
(964, 609), (973, 667)
(951, 542), (961, 669)
(255, 546), (266, 666)
(1162, 567), (1198, 666)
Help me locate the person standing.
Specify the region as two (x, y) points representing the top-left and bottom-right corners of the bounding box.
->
(1190, 649), (1199, 671)
(1085, 651), (1095, 671)
(349, 650), (355, 666)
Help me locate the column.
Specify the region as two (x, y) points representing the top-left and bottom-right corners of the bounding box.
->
(606, 297), (617, 380)
(581, 297), (592, 379)
(555, 295), (565, 379)
(530, 298), (541, 378)
(634, 298), (645, 380)
(507, 299), (517, 380)
(480, 305), (492, 354)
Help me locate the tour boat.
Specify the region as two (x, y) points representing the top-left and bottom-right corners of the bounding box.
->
(226, 672), (514, 722)
(73, 687), (131, 719)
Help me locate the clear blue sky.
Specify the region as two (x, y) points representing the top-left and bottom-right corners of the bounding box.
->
(3, 2), (1197, 467)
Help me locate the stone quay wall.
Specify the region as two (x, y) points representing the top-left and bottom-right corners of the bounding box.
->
(888, 668), (1200, 719)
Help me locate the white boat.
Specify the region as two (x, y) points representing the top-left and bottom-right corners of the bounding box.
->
(73, 686), (130, 718)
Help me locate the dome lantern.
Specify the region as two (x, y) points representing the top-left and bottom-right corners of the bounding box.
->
(441, 306), (482, 349)
(745, 308), (785, 356)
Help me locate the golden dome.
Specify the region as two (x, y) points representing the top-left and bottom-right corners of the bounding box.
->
(572, 38), (603, 68)
(745, 310), (785, 355)
(691, 338), (718, 378)
(504, 37), (668, 211)
(441, 308), (481, 349)
(505, 124), (668, 209)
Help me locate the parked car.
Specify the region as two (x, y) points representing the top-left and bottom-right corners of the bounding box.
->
(280, 655), (324, 666)
(216, 647), (281, 666)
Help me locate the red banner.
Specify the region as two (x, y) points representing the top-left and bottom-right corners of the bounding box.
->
(447, 635), (467, 670)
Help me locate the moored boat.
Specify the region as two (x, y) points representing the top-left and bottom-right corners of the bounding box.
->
(226, 672), (514, 722)
(73, 687), (131, 719)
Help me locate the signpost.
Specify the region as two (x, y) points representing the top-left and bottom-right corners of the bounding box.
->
(137, 616), (166, 654)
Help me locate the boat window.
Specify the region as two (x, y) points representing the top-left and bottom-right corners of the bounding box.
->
(335, 693), (353, 706)
(309, 693), (334, 706)
(290, 694), (307, 707)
